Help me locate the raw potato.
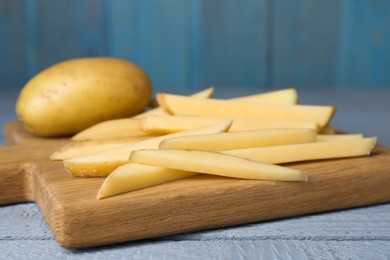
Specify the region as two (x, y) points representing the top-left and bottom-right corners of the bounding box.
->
(72, 118), (151, 141)
(316, 134), (363, 142)
(51, 136), (159, 160)
(140, 115), (318, 134)
(231, 88), (298, 104)
(63, 120), (232, 177)
(98, 137), (376, 198)
(72, 87), (215, 141)
(159, 128), (316, 151)
(97, 163), (196, 199)
(16, 57), (152, 137)
(225, 137), (376, 164)
(157, 94), (335, 128)
(130, 149), (307, 181)
(134, 87), (215, 119)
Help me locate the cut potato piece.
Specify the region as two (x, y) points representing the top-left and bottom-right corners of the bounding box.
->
(72, 136), (160, 145)
(52, 143), (130, 161)
(141, 116), (224, 133)
(134, 87), (215, 119)
(230, 118), (318, 132)
(231, 88), (298, 105)
(98, 137), (376, 199)
(157, 94), (335, 128)
(72, 118), (148, 141)
(97, 163), (196, 199)
(225, 137), (376, 164)
(160, 128), (316, 151)
(63, 120), (232, 177)
(317, 134), (363, 142)
(141, 115), (318, 134)
(130, 149), (307, 181)
(52, 136), (159, 160)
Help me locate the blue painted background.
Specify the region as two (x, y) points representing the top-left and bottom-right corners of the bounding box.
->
(1, 0), (390, 92)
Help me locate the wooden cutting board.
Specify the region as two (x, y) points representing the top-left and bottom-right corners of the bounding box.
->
(1, 121), (390, 248)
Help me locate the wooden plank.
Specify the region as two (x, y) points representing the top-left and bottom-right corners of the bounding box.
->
(196, 0), (269, 88)
(2, 203), (389, 242)
(27, 0), (106, 78)
(337, 0), (390, 87)
(0, 0), (26, 88)
(107, 0), (191, 92)
(0, 122), (389, 248)
(0, 240), (389, 259)
(272, 0), (342, 87)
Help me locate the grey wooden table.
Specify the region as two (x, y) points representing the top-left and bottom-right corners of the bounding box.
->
(1, 88), (390, 259)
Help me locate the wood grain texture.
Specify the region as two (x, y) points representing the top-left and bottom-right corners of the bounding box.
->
(2, 1), (390, 89)
(0, 240), (389, 260)
(107, 0), (192, 92)
(1, 122), (390, 248)
(272, 0), (342, 87)
(26, 0), (106, 79)
(196, 0), (269, 88)
(337, 0), (390, 87)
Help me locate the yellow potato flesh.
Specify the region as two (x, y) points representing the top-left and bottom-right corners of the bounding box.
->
(16, 57), (152, 137)
(231, 88), (298, 104)
(130, 149), (307, 181)
(225, 138), (376, 164)
(316, 134), (363, 142)
(98, 137), (375, 198)
(51, 136), (158, 161)
(134, 86), (215, 119)
(159, 128), (316, 151)
(71, 118), (152, 141)
(63, 120), (232, 177)
(140, 115), (318, 134)
(97, 164), (196, 199)
(157, 94), (335, 128)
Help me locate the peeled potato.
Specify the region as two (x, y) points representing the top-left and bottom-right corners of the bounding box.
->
(16, 57), (152, 137)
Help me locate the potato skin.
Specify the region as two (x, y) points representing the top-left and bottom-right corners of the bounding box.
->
(16, 57), (152, 137)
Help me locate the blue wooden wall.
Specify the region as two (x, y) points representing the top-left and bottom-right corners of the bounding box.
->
(1, 0), (390, 92)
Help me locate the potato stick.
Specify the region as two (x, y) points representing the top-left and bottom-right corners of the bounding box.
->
(72, 118), (149, 141)
(140, 115), (318, 134)
(159, 128), (316, 151)
(52, 142), (134, 161)
(97, 163), (196, 199)
(52, 136), (160, 160)
(98, 137), (376, 199)
(225, 138), (376, 164)
(71, 136), (160, 145)
(231, 88), (298, 105)
(316, 134), (363, 142)
(134, 87), (215, 119)
(157, 94), (335, 128)
(130, 149), (307, 182)
(64, 120), (232, 177)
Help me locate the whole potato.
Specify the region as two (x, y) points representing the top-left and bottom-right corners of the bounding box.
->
(16, 57), (152, 137)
